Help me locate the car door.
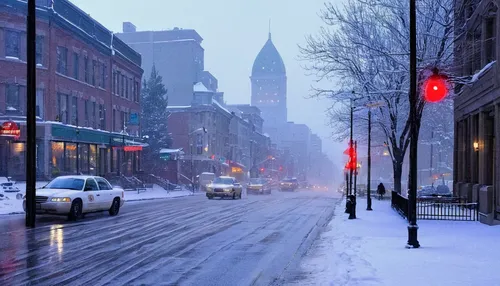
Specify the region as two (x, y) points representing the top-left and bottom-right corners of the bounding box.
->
(233, 179), (242, 196)
(83, 178), (100, 212)
(95, 177), (114, 210)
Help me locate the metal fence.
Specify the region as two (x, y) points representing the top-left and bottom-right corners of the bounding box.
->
(391, 191), (478, 221)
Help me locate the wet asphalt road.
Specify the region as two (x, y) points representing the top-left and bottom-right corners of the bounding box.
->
(0, 189), (340, 286)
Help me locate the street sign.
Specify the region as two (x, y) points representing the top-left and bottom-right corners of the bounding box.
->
(129, 113), (139, 125)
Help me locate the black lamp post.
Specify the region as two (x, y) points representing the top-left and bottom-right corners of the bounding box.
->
(25, 0), (37, 228)
(407, 0), (420, 248)
(367, 106), (373, 211)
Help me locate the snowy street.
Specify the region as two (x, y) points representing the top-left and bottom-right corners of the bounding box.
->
(0, 188), (340, 285)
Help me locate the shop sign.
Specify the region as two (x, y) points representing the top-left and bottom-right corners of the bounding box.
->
(0, 121), (20, 138)
(231, 167), (243, 174)
(124, 146), (143, 152)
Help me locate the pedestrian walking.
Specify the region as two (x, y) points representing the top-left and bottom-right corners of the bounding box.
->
(377, 182), (386, 200)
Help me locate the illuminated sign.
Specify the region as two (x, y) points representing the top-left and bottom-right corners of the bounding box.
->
(124, 146), (143, 152)
(231, 167), (243, 173)
(0, 121), (20, 138)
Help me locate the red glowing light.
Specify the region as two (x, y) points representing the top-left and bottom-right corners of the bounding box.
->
(424, 75), (448, 103)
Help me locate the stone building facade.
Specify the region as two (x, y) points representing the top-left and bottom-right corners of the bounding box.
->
(454, 0), (499, 224)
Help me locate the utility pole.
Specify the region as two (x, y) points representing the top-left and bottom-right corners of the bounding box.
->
(407, 0), (420, 248)
(367, 107), (373, 210)
(25, 0), (37, 228)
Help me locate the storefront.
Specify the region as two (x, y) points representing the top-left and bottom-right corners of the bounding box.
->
(0, 118), (145, 180)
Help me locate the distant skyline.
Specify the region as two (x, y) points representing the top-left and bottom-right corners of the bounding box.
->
(69, 0), (344, 168)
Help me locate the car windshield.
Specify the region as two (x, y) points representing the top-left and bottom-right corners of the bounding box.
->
(213, 178), (234, 185)
(283, 179), (297, 183)
(249, 178), (263, 184)
(45, 177), (85, 190)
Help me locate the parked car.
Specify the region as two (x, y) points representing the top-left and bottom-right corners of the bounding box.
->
(247, 178), (272, 195)
(279, 178), (299, 191)
(206, 176), (243, 200)
(22, 175), (124, 220)
(417, 184), (452, 198)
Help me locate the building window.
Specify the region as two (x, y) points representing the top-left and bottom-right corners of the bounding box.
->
(125, 78), (129, 99)
(73, 53), (79, 80)
(5, 30), (20, 58)
(35, 35), (43, 65)
(56, 46), (68, 75)
(133, 80), (138, 102)
(84, 56), (89, 83)
(112, 72), (117, 94)
(92, 102), (97, 129)
(113, 109), (117, 132)
(84, 100), (90, 127)
(92, 60), (97, 86)
(485, 16), (496, 63)
(71, 96), (78, 126)
(99, 104), (105, 130)
(36, 89), (44, 119)
(57, 93), (69, 123)
(196, 134), (203, 154)
(120, 111), (125, 131)
(101, 64), (106, 89)
(6, 84), (20, 111)
(121, 75), (125, 97)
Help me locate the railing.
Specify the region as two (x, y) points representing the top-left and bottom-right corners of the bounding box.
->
(391, 191), (408, 218)
(391, 191), (478, 221)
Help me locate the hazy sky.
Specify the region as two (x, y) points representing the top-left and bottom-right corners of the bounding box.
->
(70, 0), (344, 166)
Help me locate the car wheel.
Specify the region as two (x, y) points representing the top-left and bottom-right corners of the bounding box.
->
(68, 199), (82, 221)
(109, 198), (120, 216)
(208, 196), (213, 200)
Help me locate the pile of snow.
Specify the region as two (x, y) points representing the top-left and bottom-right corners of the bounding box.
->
(124, 184), (197, 201)
(295, 197), (500, 286)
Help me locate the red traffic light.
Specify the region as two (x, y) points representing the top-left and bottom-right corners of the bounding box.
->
(424, 74), (448, 103)
(260, 168), (265, 172)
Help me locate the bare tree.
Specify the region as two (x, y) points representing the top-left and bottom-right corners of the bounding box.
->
(300, 0), (459, 193)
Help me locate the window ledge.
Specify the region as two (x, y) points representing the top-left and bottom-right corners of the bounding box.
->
(56, 72), (99, 89)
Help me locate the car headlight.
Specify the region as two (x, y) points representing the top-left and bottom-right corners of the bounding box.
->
(223, 188), (232, 192)
(50, 197), (71, 202)
(206, 187), (213, 192)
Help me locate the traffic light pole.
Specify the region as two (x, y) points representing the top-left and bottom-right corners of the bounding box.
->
(407, 0), (420, 248)
(367, 108), (373, 211)
(26, 0), (37, 228)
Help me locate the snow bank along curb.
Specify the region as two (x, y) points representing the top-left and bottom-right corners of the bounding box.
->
(125, 191), (204, 202)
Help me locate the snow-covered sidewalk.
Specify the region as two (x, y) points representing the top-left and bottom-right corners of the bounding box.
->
(296, 197), (500, 286)
(0, 184), (199, 215)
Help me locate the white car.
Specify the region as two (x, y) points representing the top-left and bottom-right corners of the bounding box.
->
(23, 175), (125, 220)
(205, 176), (243, 199)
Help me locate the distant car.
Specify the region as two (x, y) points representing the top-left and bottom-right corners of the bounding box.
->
(247, 178), (272, 195)
(206, 176), (243, 200)
(417, 185), (452, 198)
(280, 178), (299, 191)
(22, 175), (124, 220)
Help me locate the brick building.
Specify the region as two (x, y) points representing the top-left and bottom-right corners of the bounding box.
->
(0, 0), (144, 180)
(453, 0), (499, 224)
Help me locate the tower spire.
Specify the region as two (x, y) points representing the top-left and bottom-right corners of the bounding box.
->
(268, 19), (271, 39)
